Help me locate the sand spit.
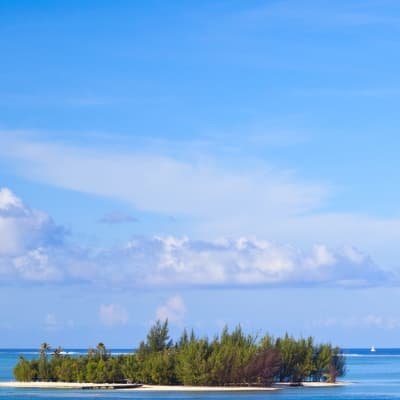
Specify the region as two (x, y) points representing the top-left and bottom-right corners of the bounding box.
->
(0, 382), (139, 390)
(134, 385), (278, 391)
(0, 381), (348, 391)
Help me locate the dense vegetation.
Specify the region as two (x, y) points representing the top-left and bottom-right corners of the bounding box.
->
(14, 321), (345, 386)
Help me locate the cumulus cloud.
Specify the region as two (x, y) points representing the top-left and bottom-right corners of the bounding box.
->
(116, 237), (385, 288)
(99, 304), (129, 327)
(13, 248), (64, 281)
(156, 295), (186, 323)
(0, 187), (66, 256)
(3, 236), (390, 288)
(0, 188), (67, 282)
(0, 188), (391, 288)
(0, 187), (28, 217)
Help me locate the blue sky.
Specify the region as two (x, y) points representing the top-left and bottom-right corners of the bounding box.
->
(1, 0), (400, 348)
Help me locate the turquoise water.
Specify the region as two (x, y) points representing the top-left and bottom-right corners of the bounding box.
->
(1, 348), (400, 399)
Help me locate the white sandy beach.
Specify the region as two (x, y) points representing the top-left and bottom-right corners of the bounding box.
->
(0, 381), (348, 391)
(0, 381), (277, 391)
(0, 382), (103, 389)
(134, 383), (349, 391)
(135, 384), (278, 391)
(273, 382), (349, 388)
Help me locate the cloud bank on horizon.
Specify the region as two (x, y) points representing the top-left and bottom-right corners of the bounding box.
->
(0, 187), (390, 288)
(2, 135), (400, 271)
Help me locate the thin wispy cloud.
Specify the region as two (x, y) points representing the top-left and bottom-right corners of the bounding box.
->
(0, 136), (328, 229)
(98, 212), (138, 225)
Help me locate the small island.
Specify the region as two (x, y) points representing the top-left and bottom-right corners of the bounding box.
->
(10, 321), (345, 390)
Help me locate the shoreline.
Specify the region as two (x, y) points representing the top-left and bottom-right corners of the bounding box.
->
(0, 381), (348, 391)
(273, 382), (350, 388)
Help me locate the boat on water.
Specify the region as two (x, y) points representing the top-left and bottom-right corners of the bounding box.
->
(371, 346), (376, 352)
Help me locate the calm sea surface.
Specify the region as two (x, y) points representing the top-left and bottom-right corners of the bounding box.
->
(1, 348), (400, 399)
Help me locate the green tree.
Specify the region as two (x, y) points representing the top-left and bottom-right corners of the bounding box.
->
(327, 347), (346, 383)
(142, 320), (173, 354)
(176, 332), (210, 385)
(312, 344), (332, 381)
(207, 325), (257, 385)
(95, 359), (107, 383)
(85, 360), (98, 382)
(96, 342), (110, 361)
(13, 357), (34, 381)
(56, 357), (76, 382)
(38, 342), (51, 381)
(122, 354), (139, 382)
(12, 328), (345, 386)
(105, 356), (124, 382)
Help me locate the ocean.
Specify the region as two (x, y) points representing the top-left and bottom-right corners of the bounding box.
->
(1, 348), (400, 399)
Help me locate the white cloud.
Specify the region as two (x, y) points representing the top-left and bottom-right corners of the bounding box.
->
(0, 187), (65, 256)
(99, 304), (129, 327)
(0, 188), (390, 288)
(0, 187), (27, 216)
(137, 236), (386, 287)
(4, 234), (389, 288)
(0, 137), (326, 224)
(13, 248), (64, 281)
(0, 187), (66, 282)
(156, 295), (186, 323)
(3, 136), (400, 274)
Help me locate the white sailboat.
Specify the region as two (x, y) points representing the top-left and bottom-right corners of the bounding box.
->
(370, 345), (376, 352)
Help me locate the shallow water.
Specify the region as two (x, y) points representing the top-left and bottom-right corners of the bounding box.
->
(1, 348), (399, 399)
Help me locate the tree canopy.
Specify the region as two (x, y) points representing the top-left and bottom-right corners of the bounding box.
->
(13, 321), (345, 386)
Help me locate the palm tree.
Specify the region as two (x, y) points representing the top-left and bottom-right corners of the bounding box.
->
(96, 342), (109, 360)
(38, 343), (51, 381)
(53, 346), (64, 357)
(40, 342), (51, 358)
